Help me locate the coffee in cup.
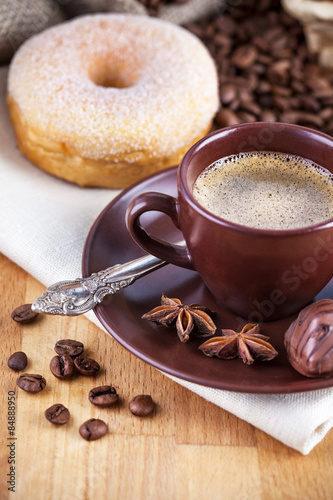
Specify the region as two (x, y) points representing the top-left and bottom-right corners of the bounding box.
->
(192, 151), (333, 230)
(126, 123), (333, 321)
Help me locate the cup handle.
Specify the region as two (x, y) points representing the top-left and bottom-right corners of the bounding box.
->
(126, 192), (194, 270)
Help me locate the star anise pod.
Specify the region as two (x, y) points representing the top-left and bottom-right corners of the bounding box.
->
(142, 294), (217, 343)
(199, 323), (278, 365)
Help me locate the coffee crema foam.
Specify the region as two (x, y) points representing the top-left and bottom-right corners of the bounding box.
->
(192, 152), (333, 230)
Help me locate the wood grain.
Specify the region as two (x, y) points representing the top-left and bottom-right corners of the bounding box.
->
(1, 252), (333, 500)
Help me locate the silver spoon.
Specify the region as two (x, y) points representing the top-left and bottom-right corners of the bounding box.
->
(32, 241), (186, 316)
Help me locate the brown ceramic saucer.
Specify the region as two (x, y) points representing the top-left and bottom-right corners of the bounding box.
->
(82, 167), (333, 394)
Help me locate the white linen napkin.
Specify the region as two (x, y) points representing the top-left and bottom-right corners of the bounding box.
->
(1, 67), (333, 455)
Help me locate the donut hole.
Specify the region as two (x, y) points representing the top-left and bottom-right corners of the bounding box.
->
(89, 62), (138, 89)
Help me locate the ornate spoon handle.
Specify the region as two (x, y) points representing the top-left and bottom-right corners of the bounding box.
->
(32, 241), (185, 316)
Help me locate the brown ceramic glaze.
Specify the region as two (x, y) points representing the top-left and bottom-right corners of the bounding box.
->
(126, 123), (333, 321)
(82, 167), (333, 393)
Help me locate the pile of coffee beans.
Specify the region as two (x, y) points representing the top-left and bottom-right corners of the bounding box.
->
(184, 0), (333, 134)
(50, 340), (102, 379)
(9, 305), (157, 441)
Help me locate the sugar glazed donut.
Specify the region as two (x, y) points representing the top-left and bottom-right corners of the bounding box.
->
(7, 14), (219, 188)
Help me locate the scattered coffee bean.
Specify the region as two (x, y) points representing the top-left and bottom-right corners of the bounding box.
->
(50, 354), (74, 379)
(74, 356), (100, 376)
(54, 339), (84, 358)
(79, 418), (108, 441)
(8, 351), (28, 371)
(16, 374), (46, 392)
(11, 304), (38, 324)
(45, 403), (70, 425)
(128, 395), (156, 417)
(88, 385), (118, 407)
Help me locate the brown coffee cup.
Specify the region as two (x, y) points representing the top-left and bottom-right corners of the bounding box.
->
(126, 123), (333, 321)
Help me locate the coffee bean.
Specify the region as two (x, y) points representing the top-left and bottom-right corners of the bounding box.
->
(231, 45), (258, 69)
(256, 81), (271, 94)
(54, 339), (84, 358)
(16, 374), (46, 392)
(257, 53), (272, 65)
(45, 404), (70, 425)
(259, 109), (277, 122)
(128, 395), (156, 417)
(319, 107), (333, 121)
(264, 25), (285, 43)
(8, 351), (28, 371)
(50, 354), (74, 379)
(215, 108), (241, 127)
(290, 79), (306, 94)
(74, 356), (100, 376)
(215, 14), (236, 36)
(79, 418), (108, 441)
(252, 35), (269, 53)
(238, 86), (252, 104)
(271, 85), (292, 98)
(238, 111), (256, 123)
(228, 98), (240, 112)
(240, 101), (261, 117)
(299, 95), (321, 113)
(307, 76), (331, 92)
(325, 120), (333, 135)
(268, 59), (291, 85)
(88, 385), (118, 407)
(280, 111), (324, 128)
(250, 63), (266, 75)
(271, 95), (290, 112)
(214, 31), (232, 48)
(186, 23), (205, 39)
(11, 304), (38, 324)
(220, 84), (237, 105)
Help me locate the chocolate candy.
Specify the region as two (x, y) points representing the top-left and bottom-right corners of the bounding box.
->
(284, 299), (333, 378)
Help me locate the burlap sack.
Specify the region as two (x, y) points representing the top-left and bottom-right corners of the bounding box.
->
(58, 0), (222, 24)
(1, 0), (222, 65)
(0, 0), (65, 65)
(282, 0), (333, 69)
(55, 0), (147, 17)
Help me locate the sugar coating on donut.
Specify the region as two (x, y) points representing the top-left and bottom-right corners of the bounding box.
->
(8, 14), (219, 163)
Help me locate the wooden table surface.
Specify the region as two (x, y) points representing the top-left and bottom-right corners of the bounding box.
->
(1, 251), (333, 500)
